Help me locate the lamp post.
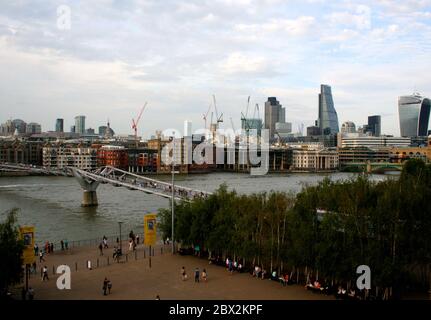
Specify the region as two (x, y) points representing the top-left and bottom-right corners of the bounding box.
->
(118, 221), (123, 254)
(171, 133), (175, 254)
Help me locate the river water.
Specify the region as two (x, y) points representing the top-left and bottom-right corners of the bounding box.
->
(0, 172), (392, 243)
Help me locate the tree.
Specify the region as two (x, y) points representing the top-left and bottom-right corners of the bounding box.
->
(0, 208), (24, 297)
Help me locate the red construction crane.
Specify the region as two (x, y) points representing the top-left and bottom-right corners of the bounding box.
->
(132, 102), (148, 148)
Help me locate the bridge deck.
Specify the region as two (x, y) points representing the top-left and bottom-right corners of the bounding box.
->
(0, 163), (211, 201)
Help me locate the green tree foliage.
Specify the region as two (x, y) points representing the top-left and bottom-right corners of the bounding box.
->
(0, 208), (24, 296)
(159, 160), (431, 297)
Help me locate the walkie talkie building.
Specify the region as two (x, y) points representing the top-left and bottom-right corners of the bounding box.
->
(398, 94), (430, 137)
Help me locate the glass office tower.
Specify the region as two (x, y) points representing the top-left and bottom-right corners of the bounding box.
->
(398, 94), (431, 137)
(318, 85), (339, 135)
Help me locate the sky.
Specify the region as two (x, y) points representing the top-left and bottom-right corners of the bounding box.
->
(0, 0), (430, 137)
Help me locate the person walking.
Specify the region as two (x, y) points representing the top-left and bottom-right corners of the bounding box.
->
(42, 266), (49, 281)
(194, 268), (200, 283)
(103, 236), (108, 249)
(34, 244), (39, 256)
(181, 266), (187, 281)
(60, 240), (64, 251)
(136, 234), (140, 245)
(107, 280), (112, 294)
(27, 287), (34, 300)
(64, 239), (68, 250)
(202, 269), (207, 282)
(39, 251), (45, 263)
(98, 242), (103, 256)
(102, 277), (108, 296)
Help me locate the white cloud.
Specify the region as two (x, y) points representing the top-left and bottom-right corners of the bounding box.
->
(219, 52), (268, 74)
(327, 5), (372, 30)
(234, 16), (315, 37)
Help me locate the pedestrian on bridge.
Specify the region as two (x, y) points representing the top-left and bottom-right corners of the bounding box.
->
(99, 242), (104, 256)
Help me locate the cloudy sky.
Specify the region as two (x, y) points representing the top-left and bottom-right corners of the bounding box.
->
(0, 0), (430, 137)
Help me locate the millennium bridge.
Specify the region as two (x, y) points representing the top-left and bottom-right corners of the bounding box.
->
(0, 163), (212, 206)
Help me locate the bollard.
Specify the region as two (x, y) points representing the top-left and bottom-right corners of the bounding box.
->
(97, 258), (99, 268)
(149, 256), (151, 268)
(75, 262), (78, 271)
(144, 249), (146, 259)
(52, 265), (55, 275)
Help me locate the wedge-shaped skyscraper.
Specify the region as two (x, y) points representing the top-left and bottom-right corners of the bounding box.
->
(398, 93), (430, 137)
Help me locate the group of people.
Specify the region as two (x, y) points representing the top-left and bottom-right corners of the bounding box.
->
(180, 266), (207, 282)
(21, 287), (35, 300)
(102, 277), (113, 296)
(252, 266), (267, 279)
(336, 286), (360, 300)
(226, 258), (243, 274)
(34, 239), (69, 258)
(128, 230), (139, 251)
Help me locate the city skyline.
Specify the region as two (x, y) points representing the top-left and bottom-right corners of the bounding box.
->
(0, 1), (431, 137)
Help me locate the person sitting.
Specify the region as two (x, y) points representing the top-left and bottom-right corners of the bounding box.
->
(237, 263), (243, 273)
(336, 286), (347, 299)
(279, 273), (289, 286)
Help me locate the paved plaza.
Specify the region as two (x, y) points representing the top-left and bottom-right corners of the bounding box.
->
(27, 243), (332, 300)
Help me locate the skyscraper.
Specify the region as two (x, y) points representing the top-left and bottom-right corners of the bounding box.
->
(75, 115), (86, 135)
(26, 123), (42, 134)
(367, 115), (381, 137)
(184, 120), (192, 137)
(318, 85), (339, 135)
(12, 119), (27, 134)
(56, 119), (64, 132)
(264, 97), (285, 138)
(398, 93), (430, 137)
(341, 121), (356, 134)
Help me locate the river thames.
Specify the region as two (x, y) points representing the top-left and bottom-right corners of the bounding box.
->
(0, 172), (393, 243)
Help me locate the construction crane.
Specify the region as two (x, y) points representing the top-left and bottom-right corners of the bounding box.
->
(202, 104), (211, 130)
(230, 117), (236, 131)
(131, 102), (147, 148)
(212, 94), (223, 127)
(241, 96), (251, 131)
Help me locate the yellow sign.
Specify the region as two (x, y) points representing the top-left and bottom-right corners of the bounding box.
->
(144, 214), (157, 246)
(19, 226), (35, 265)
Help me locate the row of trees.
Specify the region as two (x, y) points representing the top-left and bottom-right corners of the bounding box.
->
(159, 159), (431, 298)
(0, 208), (24, 298)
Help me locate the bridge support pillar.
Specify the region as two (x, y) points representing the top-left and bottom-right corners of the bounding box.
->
(72, 168), (100, 207)
(82, 190), (98, 207)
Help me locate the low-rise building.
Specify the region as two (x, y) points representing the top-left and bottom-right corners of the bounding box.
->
(43, 146), (97, 170)
(97, 145), (129, 170)
(339, 133), (411, 148)
(292, 147), (339, 171)
(0, 139), (44, 165)
(338, 147), (390, 164)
